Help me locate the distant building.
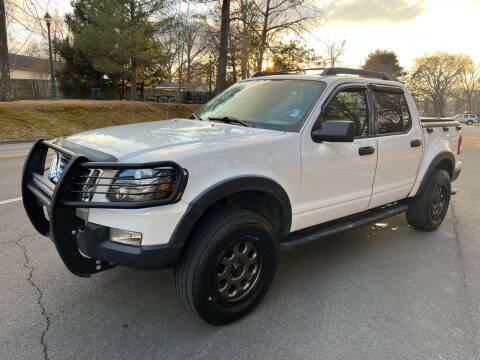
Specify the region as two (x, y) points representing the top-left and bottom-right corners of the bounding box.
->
(8, 53), (60, 80)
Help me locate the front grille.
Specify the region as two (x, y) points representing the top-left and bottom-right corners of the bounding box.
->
(43, 151), (72, 186)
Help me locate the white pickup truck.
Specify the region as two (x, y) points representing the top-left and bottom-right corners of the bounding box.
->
(22, 68), (462, 325)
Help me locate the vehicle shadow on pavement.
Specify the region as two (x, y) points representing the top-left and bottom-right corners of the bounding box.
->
(25, 211), (470, 360)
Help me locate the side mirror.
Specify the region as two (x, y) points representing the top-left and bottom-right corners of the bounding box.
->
(312, 120), (355, 143)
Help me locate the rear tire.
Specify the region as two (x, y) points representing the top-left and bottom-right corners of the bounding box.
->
(467, 120), (473, 125)
(174, 208), (278, 325)
(406, 169), (451, 231)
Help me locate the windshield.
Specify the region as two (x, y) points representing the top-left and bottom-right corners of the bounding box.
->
(194, 79), (327, 131)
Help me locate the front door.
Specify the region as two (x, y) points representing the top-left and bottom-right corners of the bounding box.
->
(295, 85), (378, 231)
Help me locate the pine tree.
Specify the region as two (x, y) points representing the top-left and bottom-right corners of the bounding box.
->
(65, 0), (167, 100)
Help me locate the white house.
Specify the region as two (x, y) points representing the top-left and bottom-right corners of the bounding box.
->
(9, 54), (58, 80)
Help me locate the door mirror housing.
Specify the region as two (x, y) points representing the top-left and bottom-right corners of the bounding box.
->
(312, 120), (355, 143)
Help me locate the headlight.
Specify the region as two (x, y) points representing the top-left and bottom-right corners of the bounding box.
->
(107, 168), (176, 202)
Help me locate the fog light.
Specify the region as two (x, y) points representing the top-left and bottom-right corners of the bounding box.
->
(109, 228), (142, 246)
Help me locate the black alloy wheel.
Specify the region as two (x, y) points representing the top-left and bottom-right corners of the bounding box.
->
(430, 182), (448, 221)
(215, 238), (262, 302)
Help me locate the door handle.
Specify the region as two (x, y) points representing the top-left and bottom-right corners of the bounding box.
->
(358, 146), (375, 156)
(410, 139), (422, 147)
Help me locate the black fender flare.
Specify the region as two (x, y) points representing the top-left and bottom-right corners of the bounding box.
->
(168, 176), (293, 248)
(415, 151), (455, 196)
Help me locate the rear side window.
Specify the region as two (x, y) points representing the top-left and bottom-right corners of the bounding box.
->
(322, 89), (369, 137)
(373, 91), (411, 134)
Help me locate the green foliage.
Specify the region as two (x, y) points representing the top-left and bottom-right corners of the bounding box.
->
(56, 0), (169, 99)
(54, 37), (112, 98)
(271, 40), (321, 71)
(361, 49), (405, 80)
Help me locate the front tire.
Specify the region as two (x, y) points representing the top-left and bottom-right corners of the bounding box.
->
(406, 169), (451, 231)
(174, 208), (278, 325)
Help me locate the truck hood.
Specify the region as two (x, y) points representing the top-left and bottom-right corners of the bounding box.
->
(63, 118), (286, 162)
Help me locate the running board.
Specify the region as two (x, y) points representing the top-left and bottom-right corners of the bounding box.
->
(281, 202), (409, 249)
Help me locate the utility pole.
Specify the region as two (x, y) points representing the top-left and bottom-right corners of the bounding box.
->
(0, 0), (12, 101)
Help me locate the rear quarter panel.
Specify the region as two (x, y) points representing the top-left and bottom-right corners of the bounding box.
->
(409, 125), (461, 196)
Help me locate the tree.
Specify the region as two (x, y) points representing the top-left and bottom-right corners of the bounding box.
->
(67, 0), (169, 101)
(408, 52), (468, 117)
(235, 0), (256, 79)
(458, 56), (480, 112)
(0, 0), (11, 101)
(5, 0), (66, 57)
(54, 37), (108, 98)
(324, 40), (345, 67)
(215, 0), (230, 94)
(362, 49), (405, 80)
(270, 40), (318, 70)
(250, 0), (323, 72)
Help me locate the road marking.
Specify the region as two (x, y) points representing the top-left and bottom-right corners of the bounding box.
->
(0, 197), (22, 205)
(0, 152), (28, 159)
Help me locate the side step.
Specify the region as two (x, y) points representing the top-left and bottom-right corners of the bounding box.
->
(281, 202), (409, 249)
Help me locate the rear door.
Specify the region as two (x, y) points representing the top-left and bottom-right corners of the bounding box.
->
(368, 85), (423, 208)
(297, 84), (378, 230)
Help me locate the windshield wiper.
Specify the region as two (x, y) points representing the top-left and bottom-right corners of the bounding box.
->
(208, 116), (252, 127)
(188, 113), (203, 121)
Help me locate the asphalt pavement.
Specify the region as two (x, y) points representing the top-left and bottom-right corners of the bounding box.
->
(1, 127), (480, 360)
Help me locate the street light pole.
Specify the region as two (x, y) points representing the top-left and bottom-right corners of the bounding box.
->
(44, 12), (57, 98)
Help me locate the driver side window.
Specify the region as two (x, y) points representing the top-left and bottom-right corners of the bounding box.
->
(321, 89), (369, 137)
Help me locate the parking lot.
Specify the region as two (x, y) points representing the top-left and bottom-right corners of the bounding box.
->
(1, 126), (480, 360)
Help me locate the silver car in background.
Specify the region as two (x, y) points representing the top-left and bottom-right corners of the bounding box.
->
(449, 113), (478, 125)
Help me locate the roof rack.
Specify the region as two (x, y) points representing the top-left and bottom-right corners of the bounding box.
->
(252, 68), (326, 77)
(321, 68), (393, 81)
(252, 67), (393, 81)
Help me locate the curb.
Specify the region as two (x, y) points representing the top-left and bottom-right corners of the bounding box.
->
(0, 139), (37, 145)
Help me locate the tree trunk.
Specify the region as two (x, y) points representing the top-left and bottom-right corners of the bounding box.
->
(215, 0), (230, 94)
(187, 51), (191, 84)
(240, 11), (249, 79)
(256, 0), (270, 72)
(231, 50), (237, 83)
(128, 1), (137, 101)
(0, 0), (11, 101)
(186, 32), (192, 84)
(130, 61), (137, 101)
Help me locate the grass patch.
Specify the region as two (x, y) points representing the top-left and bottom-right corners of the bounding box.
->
(0, 100), (202, 140)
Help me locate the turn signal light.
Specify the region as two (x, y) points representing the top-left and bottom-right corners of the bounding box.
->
(458, 135), (463, 155)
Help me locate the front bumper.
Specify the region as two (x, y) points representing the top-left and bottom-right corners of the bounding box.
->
(77, 223), (182, 270)
(21, 139), (187, 277)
